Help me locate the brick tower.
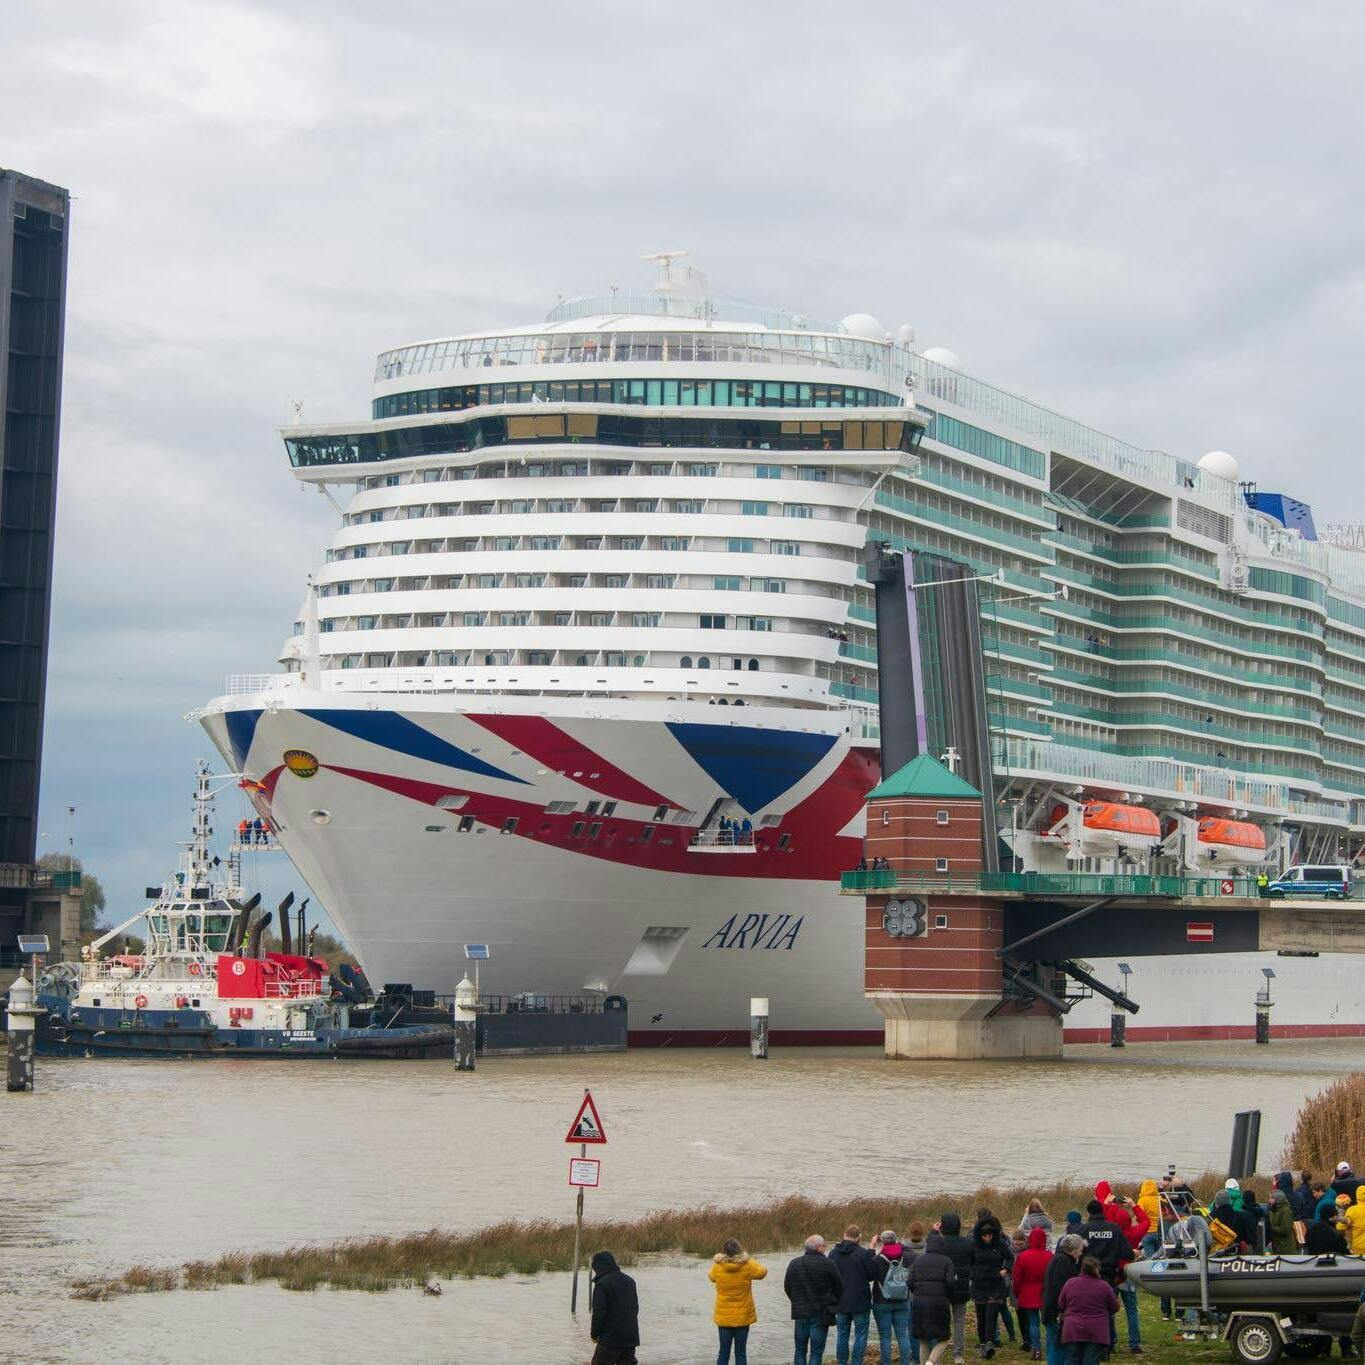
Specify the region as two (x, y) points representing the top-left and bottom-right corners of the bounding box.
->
(862, 753), (1060, 1059)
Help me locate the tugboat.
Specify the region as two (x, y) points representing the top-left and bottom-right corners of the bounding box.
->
(34, 764), (455, 1059)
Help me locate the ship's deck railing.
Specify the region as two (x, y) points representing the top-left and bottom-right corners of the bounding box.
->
(839, 869), (1269, 899)
(689, 828), (755, 849)
(263, 978), (325, 998)
(446, 993), (610, 1015)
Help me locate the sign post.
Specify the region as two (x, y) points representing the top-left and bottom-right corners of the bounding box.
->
(566, 1088), (608, 1313)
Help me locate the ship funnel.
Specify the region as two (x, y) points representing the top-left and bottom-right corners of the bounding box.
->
(227, 892), (261, 953)
(247, 910), (273, 959)
(278, 891), (296, 954)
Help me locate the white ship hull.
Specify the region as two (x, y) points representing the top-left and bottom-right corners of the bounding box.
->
(202, 691), (1365, 1044)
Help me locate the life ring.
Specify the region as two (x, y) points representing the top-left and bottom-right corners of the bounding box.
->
(188, 962), (203, 977)
(134, 994), (149, 1010)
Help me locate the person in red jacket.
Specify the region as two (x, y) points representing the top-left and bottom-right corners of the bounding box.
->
(1012, 1226), (1051, 1359)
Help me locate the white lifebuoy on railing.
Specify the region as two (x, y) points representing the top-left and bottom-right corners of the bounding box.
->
(188, 962), (203, 977)
(134, 994), (149, 1010)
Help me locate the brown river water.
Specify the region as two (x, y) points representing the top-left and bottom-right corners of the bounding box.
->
(1, 1041), (1357, 1364)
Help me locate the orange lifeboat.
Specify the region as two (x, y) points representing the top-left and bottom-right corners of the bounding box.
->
(1082, 802), (1162, 839)
(1194, 817), (1269, 866)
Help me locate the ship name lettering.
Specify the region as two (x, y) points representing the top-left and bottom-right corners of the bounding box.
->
(701, 913), (803, 950)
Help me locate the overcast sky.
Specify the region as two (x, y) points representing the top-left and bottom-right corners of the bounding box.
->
(4, 0), (1362, 933)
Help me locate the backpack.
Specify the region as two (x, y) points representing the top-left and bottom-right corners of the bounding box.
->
(881, 1256), (910, 1302)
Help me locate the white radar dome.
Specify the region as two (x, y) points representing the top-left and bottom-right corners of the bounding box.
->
(896, 322), (916, 346)
(1197, 450), (1239, 481)
(841, 312), (884, 339)
(921, 346), (963, 371)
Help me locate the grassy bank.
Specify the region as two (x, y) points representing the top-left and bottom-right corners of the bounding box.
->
(71, 1177), (1225, 1301)
(1281, 1072), (1365, 1173)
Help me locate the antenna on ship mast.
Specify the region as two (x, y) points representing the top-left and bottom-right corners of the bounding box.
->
(190, 759), (214, 888)
(641, 250), (692, 315)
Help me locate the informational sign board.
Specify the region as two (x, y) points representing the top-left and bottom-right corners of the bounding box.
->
(565, 1090), (608, 1144)
(569, 1158), (601, 1188)
(1187, 921), (1215, 943)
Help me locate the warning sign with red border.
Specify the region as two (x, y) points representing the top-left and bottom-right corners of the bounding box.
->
(1187, 921), (1215, 943)
(565, 1090), (608, 1145)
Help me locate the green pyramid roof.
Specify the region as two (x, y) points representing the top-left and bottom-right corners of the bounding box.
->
(867, 753), (982, 801)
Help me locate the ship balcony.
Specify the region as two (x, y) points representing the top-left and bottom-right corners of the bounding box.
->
(687, 828), (756, 854)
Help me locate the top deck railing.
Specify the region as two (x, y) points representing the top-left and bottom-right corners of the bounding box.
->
(840, 869), (1271, 899)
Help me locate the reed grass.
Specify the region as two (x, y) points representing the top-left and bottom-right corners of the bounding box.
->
(1280, 1072), (1365, 1173)
(69, 1175), (1224, 1301)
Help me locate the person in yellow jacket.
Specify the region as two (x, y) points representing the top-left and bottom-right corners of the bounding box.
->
(1345, 1186), (1365, 1255)
(709, 1237), (768, 1365)
(1137, 1179), (1161, 1231)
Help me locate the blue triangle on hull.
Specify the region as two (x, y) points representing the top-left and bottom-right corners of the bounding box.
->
(224, 709), (262, 772)
(665, 722), (837, 813)
(300, 709), (528, 784)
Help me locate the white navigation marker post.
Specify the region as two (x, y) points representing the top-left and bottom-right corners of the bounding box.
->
(566, 1088), (608, 1313)
(750, 996), (769, 1060)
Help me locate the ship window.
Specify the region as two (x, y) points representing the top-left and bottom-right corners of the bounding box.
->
(680, 656), (693, 668)
(640, 826), (654, 844)
(589, 821), (603, 839)
(585, 801), (601, 816)
(778, 833), (792, 850)
(602, 802), (617, 816)
(500, 817), (518, 834)
(653, 805), (669, 821)
(457, 816), (475, 832)
(748, 659), (760, 670)
(698, 657), (711, 668)
(569, 820), (585, 838)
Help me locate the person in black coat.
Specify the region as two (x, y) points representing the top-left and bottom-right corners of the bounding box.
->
(829, 1225), (880, 1364)
(932, 1213), (975, 1362)
(1304, 1213), (1349, 1256)
(970, 1217), (1011, 1358)
(784, 1235), (844, 1364)
(1041, 1235), (1085, 1364)
(589, 1251), (639, 1365)
(1292, 1172), (1319, 1222)
(1080, 1200), (1130, 1282)
(1332, 1164), (1360, 1200)
(909, 1239), (958, 1353)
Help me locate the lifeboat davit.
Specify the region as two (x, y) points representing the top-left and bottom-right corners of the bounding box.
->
(1193, 816), (1269, 867)
(1046, 801), (1162, 857)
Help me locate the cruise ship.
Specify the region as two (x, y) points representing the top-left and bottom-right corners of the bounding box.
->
(198, 257), (1365, 1043)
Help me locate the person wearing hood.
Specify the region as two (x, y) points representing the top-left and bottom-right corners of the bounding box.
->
(1223, 1179), (1245, 1212)
(1345, 1187), (1365, 1256)
(829, 1224), (879, 1365)
(1136, 1182), (1161, 1235)
(1332, 1163), (1359, 1200)
(912, 1230), (958, 1363)
(1240, 1188), (1267, 1252)
(1063, 1211), (1084, 1242)
(1017, 1200), (1055, 1251)
(970, 1217), (1011, 1359)
(1291, 1172), (1319, 1222)
(1042, 1234), (1085, 1365)
(589, 1250), (640, 1365)
(709, 1237), (768, 1365)
(1267, 1190), (1297, 1253)
(933, 1213), (975, 1365)
(1316, 1184), (1341, 1223)
(785, 1235), (843, 1365)
(871, 1229), (914, 1365)
(1012, 1226), (1051, 1359)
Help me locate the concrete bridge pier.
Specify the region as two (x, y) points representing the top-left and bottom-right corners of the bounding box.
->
(872, 991), (1061, 1060)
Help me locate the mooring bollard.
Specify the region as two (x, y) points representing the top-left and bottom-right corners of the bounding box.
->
(453, 974), (477, 1071)
(750, 996), (769, 1060)
(6, 972), (44, 1092)
(1109, 1009), (1126, 1048)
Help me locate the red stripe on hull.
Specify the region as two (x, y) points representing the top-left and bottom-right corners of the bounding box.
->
(469, 713), (677, 808)
(1063, 1023), (1365, 1043)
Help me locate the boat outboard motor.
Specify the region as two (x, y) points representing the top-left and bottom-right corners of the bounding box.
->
(247, 910), (273, 959)
(278, 892), (295, 954)
(226, 893), (261, 953)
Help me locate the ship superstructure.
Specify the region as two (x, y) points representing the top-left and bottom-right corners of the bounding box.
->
(197, 260), (1365, 1041)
